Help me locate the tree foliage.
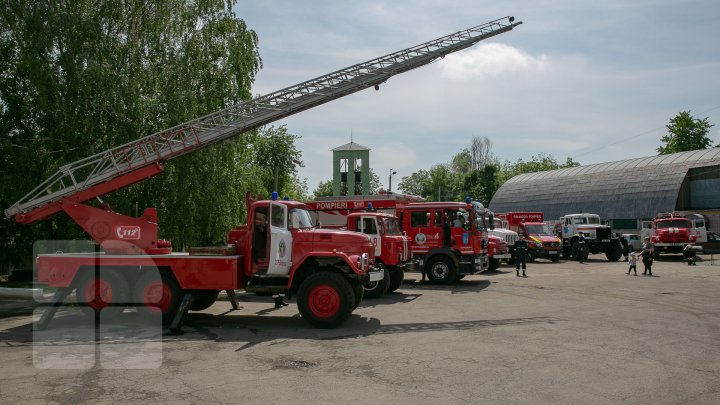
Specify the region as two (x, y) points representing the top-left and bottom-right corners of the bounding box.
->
(398, 143), (579, 205)
(0, 1), (303, 267)
(657, 111), (715, 154)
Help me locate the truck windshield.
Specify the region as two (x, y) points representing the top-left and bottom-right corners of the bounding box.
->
(656, 220), (691, 229)
(574, 216), (600, 225)
(382, 218), (403, 235)
(288, 208), (314, 229)
(525, 224), (553, 235)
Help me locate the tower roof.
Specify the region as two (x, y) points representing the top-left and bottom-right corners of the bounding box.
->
(332, 141), (370, 152)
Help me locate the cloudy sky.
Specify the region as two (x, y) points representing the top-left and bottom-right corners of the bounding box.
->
(235, 1), (720, 193)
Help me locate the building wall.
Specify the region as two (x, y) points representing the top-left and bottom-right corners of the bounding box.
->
(489, 149), (720, 232)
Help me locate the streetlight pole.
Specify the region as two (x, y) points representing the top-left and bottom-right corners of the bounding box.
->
(389, 169), (397, 193)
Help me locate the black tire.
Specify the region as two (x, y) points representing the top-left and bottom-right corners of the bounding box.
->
(351, 282), (364, 310)
(74, 267), (129, 320)
(653, 249), (661, 260)
(571, 241), (580, 261)
(562, 246), (572, 259)
(134, 269), (183, 325)
(386, 268), (405, 293)
(507, 255), (516, 265)
(489, 258), (501, 271)
(297, 272), (354, 329)
(605, 242), (623, 262)
(426, 256), (457, 284)
(363, 262), (390, 298)
(527, 251), (535, 263)
(189, 290), (220, 311)
(551, 255), (560, 262)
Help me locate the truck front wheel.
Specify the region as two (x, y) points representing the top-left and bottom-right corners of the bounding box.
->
(605, 243), (622, 262)
(134, 270), (183, 325)
(363, 262), (390, 298)
(387, 269), (405, 293)
(297, 272), (354, 329)
(426, 256), (457, 284)
(489, 258), (501, 271)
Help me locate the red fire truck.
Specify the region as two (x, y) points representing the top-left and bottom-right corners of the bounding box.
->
(641, 212), (705, 259)
(328, 210), (413, 297)
(496, 212), (562, 262)
(307, 194), (498, 283)
(4, 17), (522, 330)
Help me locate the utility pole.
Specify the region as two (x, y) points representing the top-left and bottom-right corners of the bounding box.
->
(389, 169), (397, 193)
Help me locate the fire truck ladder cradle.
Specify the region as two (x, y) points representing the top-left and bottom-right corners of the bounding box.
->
(5, 16), (521, 224)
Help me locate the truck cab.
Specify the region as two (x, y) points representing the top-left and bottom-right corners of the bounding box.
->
(516, 222), (562, 262)
(344, 211), (413, 296)
(558, 213), (622, 261)
(397, 200), (489, 283)
(642, 212), (704, 259)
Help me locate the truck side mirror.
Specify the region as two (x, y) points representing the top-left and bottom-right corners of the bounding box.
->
(316, 221), (322, 228)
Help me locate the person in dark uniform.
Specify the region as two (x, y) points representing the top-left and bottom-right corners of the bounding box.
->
(619, 234), (630, 261)
(514, 238), (528, 277)
(577, 233), (588, 263)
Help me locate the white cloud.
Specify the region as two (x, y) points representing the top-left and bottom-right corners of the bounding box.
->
(438, 43), (549, 80)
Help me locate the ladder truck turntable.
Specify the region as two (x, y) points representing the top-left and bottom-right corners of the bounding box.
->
(5, 17), (522, 330)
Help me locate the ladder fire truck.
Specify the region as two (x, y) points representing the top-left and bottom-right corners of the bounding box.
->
(5, 17), (522, 330)
(307, 194), (500, 283)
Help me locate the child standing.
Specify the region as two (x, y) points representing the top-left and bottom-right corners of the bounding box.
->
(627, 252), (638, 275)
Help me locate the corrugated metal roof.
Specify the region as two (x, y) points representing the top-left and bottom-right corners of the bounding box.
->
(489, 149), (720, 220)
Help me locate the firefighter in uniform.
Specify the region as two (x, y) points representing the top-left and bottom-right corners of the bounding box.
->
(514, 238), (528, 277)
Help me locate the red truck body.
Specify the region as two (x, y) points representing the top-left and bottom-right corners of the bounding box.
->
(340, 211), (412, 296)
(496, 212), (562, 262)
(307, 195), (494, 283)
(36, 195), (379, 329)
(643, 212), (699, 259)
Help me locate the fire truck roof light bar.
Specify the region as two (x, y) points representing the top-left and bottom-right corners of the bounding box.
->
(5, 16), (521, 222)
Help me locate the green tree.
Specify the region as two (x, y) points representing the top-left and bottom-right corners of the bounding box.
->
(499, 153), (580, 183)
(253, 125), (304, 195)
(313, 180), (334, 198)
(657, 111), (715, 154)
(1, 0), (262, 264)
(398, 170), (431, 198)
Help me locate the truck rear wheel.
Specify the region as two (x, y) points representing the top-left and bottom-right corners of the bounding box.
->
(363, 262), (390, 298)
(426, 256), (456, 284)
(489, 258), (501, 271)
(134, 270), (183, 325)
(297, 272), (354, 329)
(387, 269), (404, 293)
(189, 290), (220, 311)
(75, 268), (129, 319)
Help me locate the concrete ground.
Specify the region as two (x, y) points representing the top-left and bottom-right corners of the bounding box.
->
(1, 254), (719, 404)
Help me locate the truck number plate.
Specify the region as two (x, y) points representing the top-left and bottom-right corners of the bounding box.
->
(369, 271), (384, 282)
(549, 251), (557, 254)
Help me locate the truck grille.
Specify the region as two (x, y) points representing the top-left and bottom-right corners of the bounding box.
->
(596, 227), (611, 240)
(506, 234), (518, 244)
(543, 242), (560, 248)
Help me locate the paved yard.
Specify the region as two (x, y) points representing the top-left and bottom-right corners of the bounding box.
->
(1, 254), (719, 404)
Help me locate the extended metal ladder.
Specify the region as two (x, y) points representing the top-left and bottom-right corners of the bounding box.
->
(5, 16), (521, 223)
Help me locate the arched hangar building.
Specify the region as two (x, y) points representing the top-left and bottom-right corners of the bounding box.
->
(489, 149), (720, 233)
